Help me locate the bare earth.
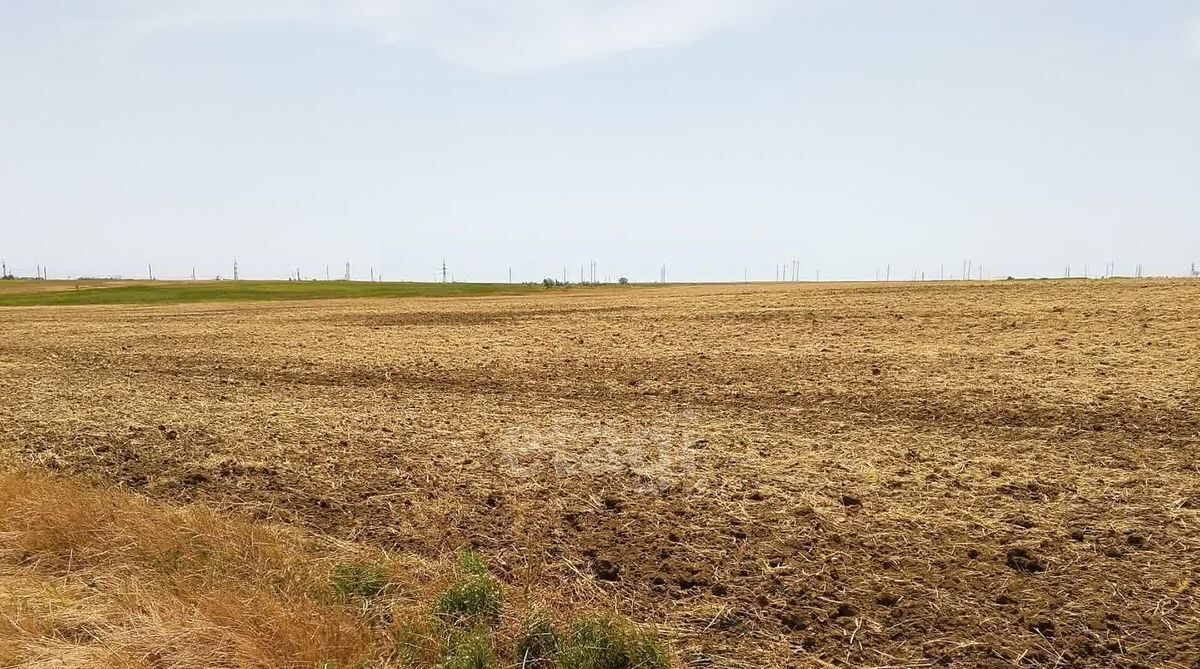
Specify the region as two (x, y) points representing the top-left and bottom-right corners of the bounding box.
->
(1, 280), (1198, 668)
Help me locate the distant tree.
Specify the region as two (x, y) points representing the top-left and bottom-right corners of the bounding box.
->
(543, 278), (555, 288)
(618, 277), (629, 284)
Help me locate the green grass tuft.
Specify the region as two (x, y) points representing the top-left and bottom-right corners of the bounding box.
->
(433, 550), (503, 625)
(443, 629), (499, 669)
(434, 573), (503, 625)
(331, 563), (388, 599)
(514, 613), (561, 668)
(458, 549), (490, 577)
(556, 616), (669, 669)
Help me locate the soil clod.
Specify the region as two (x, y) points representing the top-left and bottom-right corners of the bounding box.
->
(592, 559), (621, 582)
(1005, 548), (1045, 573)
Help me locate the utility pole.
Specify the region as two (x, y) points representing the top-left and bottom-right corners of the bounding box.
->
(370, 267), (375, 283)
(148, 263), (154, 280)
(233, 258), (239, 281)
(886, 264), (890, 282)
(442, 260), (448, 284)
(192, 267), (196, 281)
(325, 265), (330, 281)
(346, 262), (352, 281)
(1, 260), (6, 278)
(508, 267), (512, 284)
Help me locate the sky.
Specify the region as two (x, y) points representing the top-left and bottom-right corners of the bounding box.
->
(1, 0), (1198, 282)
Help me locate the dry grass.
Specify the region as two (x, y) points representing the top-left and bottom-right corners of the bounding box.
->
(0, 470), (667, 669)
(0, 469), (395, 668)
(1, 279), (1199, 667)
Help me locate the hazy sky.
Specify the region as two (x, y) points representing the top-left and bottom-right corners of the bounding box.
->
(2, 1), (1198, 282)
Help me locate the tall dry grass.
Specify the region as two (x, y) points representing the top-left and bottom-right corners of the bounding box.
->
(0, 471), (668, 669)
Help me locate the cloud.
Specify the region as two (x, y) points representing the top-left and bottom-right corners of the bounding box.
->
(105, 0), (784, 72)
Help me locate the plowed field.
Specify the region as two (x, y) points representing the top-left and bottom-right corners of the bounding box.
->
(2, 279), (1198, 668)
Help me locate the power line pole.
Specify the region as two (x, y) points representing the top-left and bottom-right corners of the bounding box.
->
(148, 263), (154, 280)
(192, 267), (196, 281)
(233, 258), (239, 281)
(442, 260), (448, 284)
(346, 262), (352, 281)
(508, 267), (512, 284)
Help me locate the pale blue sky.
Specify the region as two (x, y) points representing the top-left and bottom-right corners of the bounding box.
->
(2, 1), (1197, 282)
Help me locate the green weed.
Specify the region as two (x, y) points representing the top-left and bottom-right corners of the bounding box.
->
(556, 616), (669, 669)
(331, 563), (388, 599)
